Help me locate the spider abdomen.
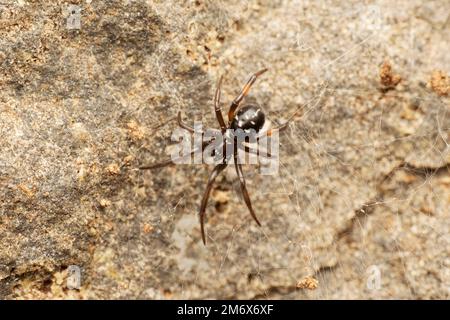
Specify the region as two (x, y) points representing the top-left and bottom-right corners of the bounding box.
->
(230, 104), (265, 133)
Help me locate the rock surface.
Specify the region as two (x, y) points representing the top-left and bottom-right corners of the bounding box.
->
(0, 0), (449, 299)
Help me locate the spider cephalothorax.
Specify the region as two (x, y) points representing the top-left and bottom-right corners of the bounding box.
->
(140, 68), (293, 244)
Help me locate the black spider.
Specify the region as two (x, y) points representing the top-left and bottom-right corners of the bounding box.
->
(140, 69), (295, 244)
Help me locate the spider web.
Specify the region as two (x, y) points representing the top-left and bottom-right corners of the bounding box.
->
(143, 0), (449, 299)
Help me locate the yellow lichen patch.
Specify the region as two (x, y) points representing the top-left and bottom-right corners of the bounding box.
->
(12, 266), (85, 299)
(17, 184), (35, 198)
(99, 199), (111, 208)
(50, 269), (68, 296)
(126, 120), (145, 141)
(106, 163), (120, 175)
(123, 155), (135, 165)
(71, 122), (91, 143)
(53, 269), (66, 286)
(379, 61), (402, 88)
(143, 223), (154, 234)
(89, 162), (100, 175)
(296, 276), (319, 290)
(92, 248), (122, 282)
(428, 70), (449, 96)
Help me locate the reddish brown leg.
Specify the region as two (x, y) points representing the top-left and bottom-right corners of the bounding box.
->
(199, 163), (228, 244)
(233, 149), (261, 227)
(256, 121), (291, 143)
(214, 76), (227, 132)
(177, 111), (197, 133)
(139, 158), (176, 170)
(228, 68), (268, 122)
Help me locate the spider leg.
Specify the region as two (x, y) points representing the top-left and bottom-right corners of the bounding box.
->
(259, 102), (307, 137)
(271, 122), (290, 132)
(228, 68), (268, 121)
(256, 121), (291, 143)
(214, 76), (227, 132)
(139, 158), (175, 170)
(199, 162), (228, 245)
(177, 111), (197, 133)
(233, 149), (261, 227)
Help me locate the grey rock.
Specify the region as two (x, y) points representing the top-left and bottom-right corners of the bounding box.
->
(0, 0), (448, 299)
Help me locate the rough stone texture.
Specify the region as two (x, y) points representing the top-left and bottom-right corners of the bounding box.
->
(0, 0), (449, 299)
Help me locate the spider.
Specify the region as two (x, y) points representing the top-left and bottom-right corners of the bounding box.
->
(140, 69), (295, 244)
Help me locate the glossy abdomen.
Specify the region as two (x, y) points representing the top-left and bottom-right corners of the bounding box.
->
(230, 104), (265, 133)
